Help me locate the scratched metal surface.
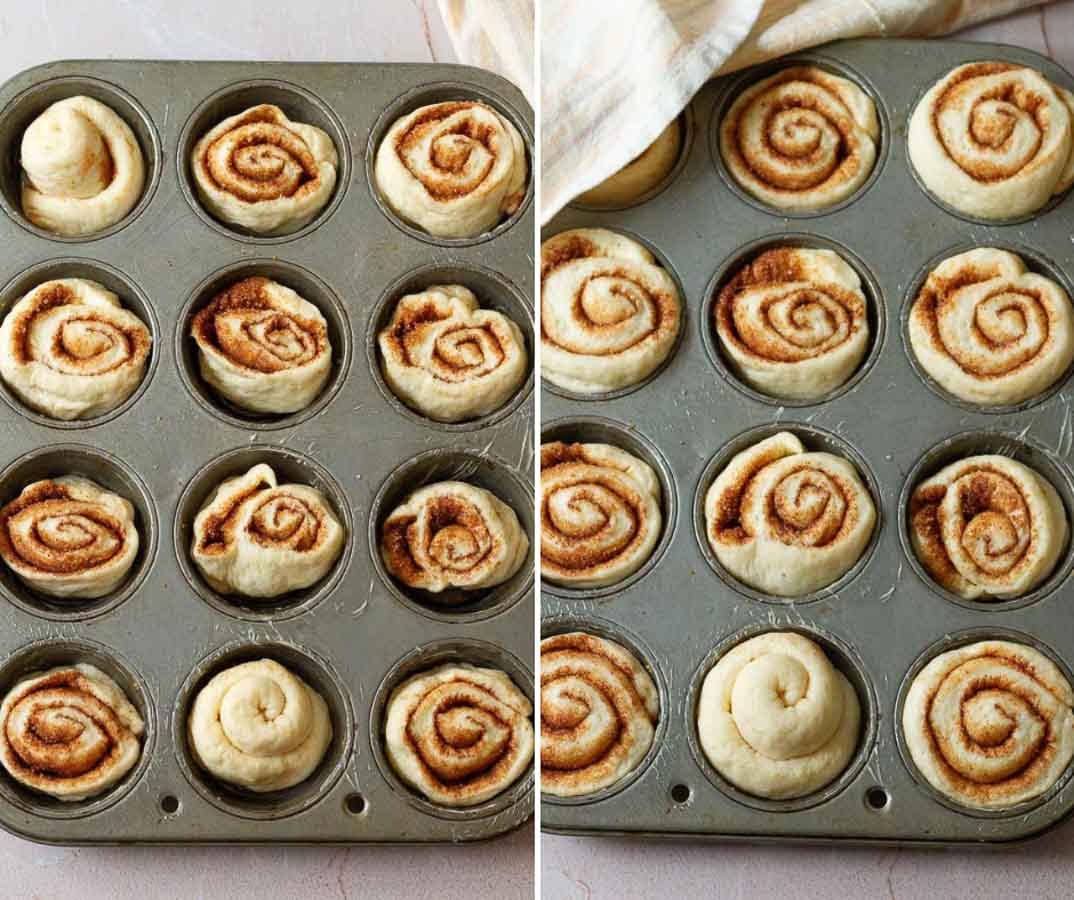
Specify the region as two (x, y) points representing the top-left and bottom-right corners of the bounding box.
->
(541, 38), (1074, 845)
(0, 59), (534, 844)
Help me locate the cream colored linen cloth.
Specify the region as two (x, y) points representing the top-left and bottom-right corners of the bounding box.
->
(439, 0), (536, 100)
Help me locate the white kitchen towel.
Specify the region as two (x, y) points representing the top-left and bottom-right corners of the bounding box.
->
(438, 0), (535, 101)
(537, 0), (1052, 221)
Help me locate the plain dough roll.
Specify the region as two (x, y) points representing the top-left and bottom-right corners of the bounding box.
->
(576, 120), (682, 206)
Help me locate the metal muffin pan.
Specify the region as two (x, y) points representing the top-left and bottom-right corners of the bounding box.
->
(541, 38), (1074, 845)
(0, 59), (534, 844)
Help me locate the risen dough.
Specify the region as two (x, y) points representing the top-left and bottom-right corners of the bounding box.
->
(576, 120), (681, 206)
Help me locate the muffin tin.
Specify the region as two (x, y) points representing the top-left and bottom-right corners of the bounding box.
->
(0, 59), (534, 844)
(541, 38), (1074, 845)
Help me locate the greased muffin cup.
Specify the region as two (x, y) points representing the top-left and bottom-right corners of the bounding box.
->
(543, 39), (1074, 845)
(0, 60), (533, 845)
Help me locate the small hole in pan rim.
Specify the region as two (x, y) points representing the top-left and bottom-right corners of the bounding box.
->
(0, 444), (158, 623)
(540, 615), (670, 808)
(894, 626), (1074, 820)
(0, 638), (156, 819)
(897, 429), (1074, 613)
(700, 232), (887, 409)
(539, 415), (678, 600)
(365, 261), (534, 433)
(685, 621), (879, 815)
(367, 448), (534, 623)
(368, 638), (535, 822)
(365, 80), (534, 248)
(538, 225), (689, 403)
(173, 444), (354, 623)
(693, 421), (884, 606)
(709, 53), (891, 220)
(173, 638), (353, 821)
(0, 74), (162, 242)
(899, 241), (1074, 415)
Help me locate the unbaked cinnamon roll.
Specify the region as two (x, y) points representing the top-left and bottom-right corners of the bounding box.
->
(191, 463), (344, 598)
(20, 96), (145, 236)
(374, 100), (527, 238)
(697, 632), (860, 799)
(0, 664), (143, 800)
(541, 632), (658, 797)
(384, 663), (533, 806)
(378, 284), (527, 422)
(540, 442), (662, 588)
(719, 66), (879, 211)
(380, 481), (528, 595)
(0, 278), (151, 421)
(903, 640), (1074, 809)
(541, 228), (681, 394)
(715, 247), (869, 400)
(191, 104), (338, 234)
(191, 276), (332, 415)
(908, 62), (1074, 220)
(909, 455), (1068, 600)
(908, 249), (1074, 407)
(576, 120), (682, 207)
(705, 431), (876, 596)
(0, 477), (139, 599)
(187, 658), (332, 792)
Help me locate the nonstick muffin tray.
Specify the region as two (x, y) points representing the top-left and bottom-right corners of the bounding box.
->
(541, 38), (1074, 845)
(0, 59), (534, 844)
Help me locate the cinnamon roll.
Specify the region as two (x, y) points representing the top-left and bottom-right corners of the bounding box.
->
(909, 455), (1067, 600)
(909, 62), (1074, 220)
(378, 284), (527, 423)
(191, 463), (344, 598)
(715, 247), (869, 400)
(0, 477), (139, 599)
(374, 100), (527, 238)
(541, 228), (681, 394)
(705, 431), (876, 596)
(380, 481), (528, 595)
(720, 66), (879, 211)
(908, 249), (1074, 407)
(384, 663), (533, 806)
(0, 278), (151, 421)
(20, 96), (145, 236)
(576, 120), (682, 207)
(698, 632), (860, 799)
(0, 664), (144, 801)
(540, 442), (662, 588)
(191, 277), (332, 415)
(903, 640), (1074, 809)
(541, 632), (658, 797)
(188, 658), (332, 792)
(191, 104), (338, 234)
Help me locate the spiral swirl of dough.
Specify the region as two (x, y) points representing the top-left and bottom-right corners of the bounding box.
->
(20, 96), (145, 236)
(716, 247), (870, 400)
(705, 431), (876, 596)
(698, 632), (860, 799)
(374, 100), (527, 238)
(541, 228), (681, 394)
(719, 66), (879, 211)
(540, 442), (662, 588)
(378, 284), (527, 423)
(0, 278), (151, 421)
(576, 120), (682, 207)
(192, 104), (338, 234)
(903, 640), (1074, 809)
(540, 632), (658, 797)
(192, 277), (332, 415)
(908, 62), (1074, 220)
(909, 455), (1068, 600)
(191, 463), (344, 599)
(380, 481), (528, 595)
(0, 477), (139, 600)
(0, 664), (143, 801)
(384, 663), (533, 807)
(908, 249), (1074, 406)
(188, 659), (332, 792)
